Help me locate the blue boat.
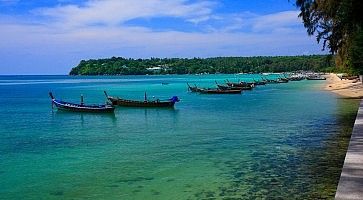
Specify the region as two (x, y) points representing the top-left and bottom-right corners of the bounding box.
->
(49, 92), (115, 113)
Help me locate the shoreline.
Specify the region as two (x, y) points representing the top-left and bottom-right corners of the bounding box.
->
(324, 74), (363, 199)
(323, 73), (363, 99)
(335, 100), (363, 199)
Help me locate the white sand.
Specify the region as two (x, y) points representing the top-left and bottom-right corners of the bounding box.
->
(324, 74), (363, 98)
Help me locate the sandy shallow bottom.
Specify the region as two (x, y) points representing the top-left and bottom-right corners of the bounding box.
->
(324, 74), (363, 98)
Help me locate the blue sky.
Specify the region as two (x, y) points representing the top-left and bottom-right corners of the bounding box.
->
(0, 0), (325, 75)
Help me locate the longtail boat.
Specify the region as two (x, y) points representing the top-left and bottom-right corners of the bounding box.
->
(49, 92), (115, 113)
(187, 83), (203, 92)
(306, 75), (326, 80)
(104, 91), (179, 108)
(216, 84), (238, 90)
(225, 80), (254, 89)
(199, 88), (242, 94)
(215, 81), (244, 91)
(253, 79), (266, 85)
(225, 82), (253, 90)
(261, 76), (279, 84)
(276, 78), (289, 83)
(267, 80), (279, 84)
(341, 75), (359, 80)
(288, 76), (305, 81)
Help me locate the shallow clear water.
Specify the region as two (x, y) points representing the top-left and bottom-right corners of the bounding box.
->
(0, 75), (359, 199)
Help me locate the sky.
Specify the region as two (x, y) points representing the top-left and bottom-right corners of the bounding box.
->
(0, 0), (325, 75)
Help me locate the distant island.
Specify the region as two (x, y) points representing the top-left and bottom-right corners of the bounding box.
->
(69, 55), (334, 75)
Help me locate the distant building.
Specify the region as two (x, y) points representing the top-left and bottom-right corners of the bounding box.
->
(146, 65), (171, 73)
(146, 66), (162, 72)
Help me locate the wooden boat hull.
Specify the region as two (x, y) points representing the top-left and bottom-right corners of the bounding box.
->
(223, 85), (252, 90)
(199, 89), (242, 94)
(226, 82), (254, 89)
(289, 77), (305, 81)
(189, 87), (203, 92)
(263, 79), (281, 84)
(253, 81), (266, 85)
(217, 84), (249, 91)
(108, 97), (176, 107)
(52, 99), (115, 113)
(306, 77), (326, 80)
(187, 83), (203, 92)
(104, 91), (180, 108)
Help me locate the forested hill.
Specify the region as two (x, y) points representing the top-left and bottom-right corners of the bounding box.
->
(69, 55), (334, 75)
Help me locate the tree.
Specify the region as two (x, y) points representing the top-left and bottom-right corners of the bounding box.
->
(349, 28), (363, 74)
(295, 0), (363, 73)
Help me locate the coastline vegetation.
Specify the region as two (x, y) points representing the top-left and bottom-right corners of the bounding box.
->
(295, 0), (363, 74)
(69, 55), (335, 75)
(69, 0), (363, 76)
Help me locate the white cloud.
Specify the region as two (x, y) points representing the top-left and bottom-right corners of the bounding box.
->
(34, 0), (215, 28)
(199, 10), (302, 33)
(251, 11), (301, 32)
(0, 0), (324, 74)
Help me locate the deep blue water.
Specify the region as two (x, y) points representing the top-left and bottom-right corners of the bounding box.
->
(0, 75), (359, 199)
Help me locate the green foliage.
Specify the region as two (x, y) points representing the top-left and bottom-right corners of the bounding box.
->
(295, 0), (363, 74)
(69, 55), (335, 75)
(349, 28), (363, 74)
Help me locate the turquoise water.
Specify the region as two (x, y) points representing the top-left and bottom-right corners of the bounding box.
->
(0, 75), (359, 199)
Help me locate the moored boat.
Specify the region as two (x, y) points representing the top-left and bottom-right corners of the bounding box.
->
(216, 84), (246, 91)
(215, 81), (244, 91)
(49, 92), (115, 113)
(288, 76), (305, 81)
(225, 80), (254, 90)
(306, 75), (326, 80)
(253, 79), (266, 85)
(104, 91), (179, 108)
(225, 83), (253, 90)
(263, 79), (277, 84)
(226, 79), (254, 87)
(187, 83), (203, 92)
(276, 78), (289, 83)
(199, 88), (242, 94)
(261, 76), (284, 84)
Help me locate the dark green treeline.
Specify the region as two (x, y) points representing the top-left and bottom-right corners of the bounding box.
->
(296, 0), (363, 74)
(69, 55), (334, 75)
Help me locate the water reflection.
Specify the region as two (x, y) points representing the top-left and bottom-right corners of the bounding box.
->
(51, 110), (117, 127)
(115, 107), (179, 121)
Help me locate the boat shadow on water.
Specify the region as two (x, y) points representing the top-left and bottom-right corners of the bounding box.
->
(119, 106), (179, 115)
(51, 109), (117, 125)
(117, 106), (180, 124)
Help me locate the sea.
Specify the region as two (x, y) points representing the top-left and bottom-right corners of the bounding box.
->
(0, 74), (359, 199)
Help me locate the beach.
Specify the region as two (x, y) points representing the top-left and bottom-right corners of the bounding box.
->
(324, 73), (363, 98)
(323, 73), (363, 199)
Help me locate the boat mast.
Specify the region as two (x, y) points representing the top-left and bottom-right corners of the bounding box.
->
(81, 94), (84, 105)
